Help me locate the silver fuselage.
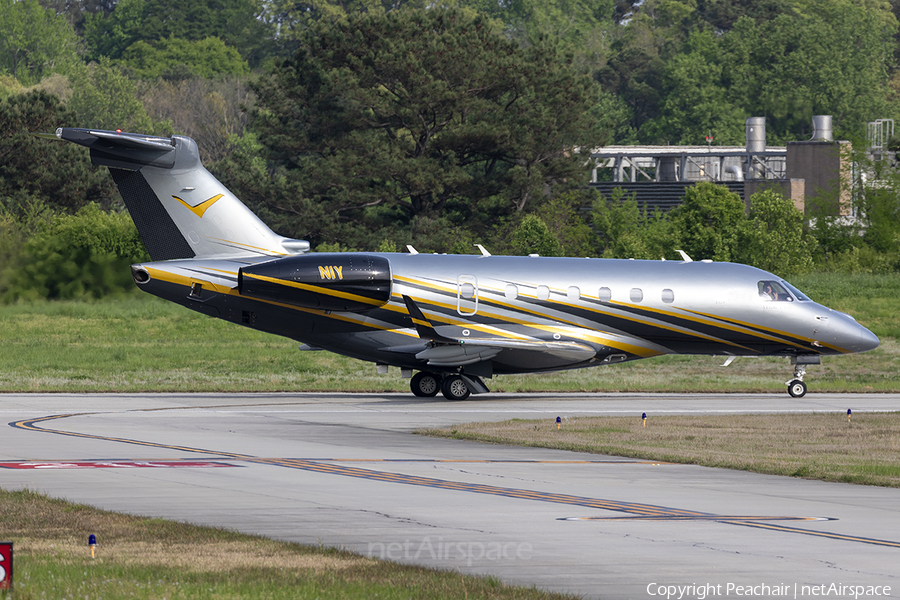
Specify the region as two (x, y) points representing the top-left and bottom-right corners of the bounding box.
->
(133, 253), (879, 376)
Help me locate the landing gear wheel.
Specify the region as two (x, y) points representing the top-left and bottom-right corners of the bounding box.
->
(441, 375), (471, 401)
(410, 372), (441, 397)
(787, 379), (807, 398)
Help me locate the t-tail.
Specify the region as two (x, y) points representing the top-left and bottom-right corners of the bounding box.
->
(54, 128), (309, 260)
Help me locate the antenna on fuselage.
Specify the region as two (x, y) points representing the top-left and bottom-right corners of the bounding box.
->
(676, 249), (693, 262)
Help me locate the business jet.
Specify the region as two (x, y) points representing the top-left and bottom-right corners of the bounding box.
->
(46, 128), (879, 399)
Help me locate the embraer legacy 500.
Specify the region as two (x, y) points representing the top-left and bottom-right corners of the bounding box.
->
(46, 128), (879, 399)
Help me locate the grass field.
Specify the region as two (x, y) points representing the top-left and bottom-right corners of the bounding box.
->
(1, 271), (898, 393)
(0, 488), (574, 600)
(419, 412), (900, 487)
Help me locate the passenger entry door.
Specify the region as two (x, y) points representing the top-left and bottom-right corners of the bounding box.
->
(457, 275), (479, 315)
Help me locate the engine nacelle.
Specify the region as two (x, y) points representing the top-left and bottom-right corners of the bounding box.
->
(238, 254), (392, 312)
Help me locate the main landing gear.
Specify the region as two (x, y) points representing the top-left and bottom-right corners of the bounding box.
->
(786, 356), (820, 398)
(410, 371), (482, 401)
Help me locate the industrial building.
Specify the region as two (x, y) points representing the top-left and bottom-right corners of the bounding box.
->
(587, 115), (877, 216)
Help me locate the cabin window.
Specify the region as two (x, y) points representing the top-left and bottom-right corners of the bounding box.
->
(598, 287), (612, 302)
(661, 289), (675, 304)
(567, 286), (580, 301)
(758, 280), (793, 302)
(460, 282), (476, 299)
(630, 288), (643, 303)
(537, 285), (551, 300)
(505, 284), (518, 300)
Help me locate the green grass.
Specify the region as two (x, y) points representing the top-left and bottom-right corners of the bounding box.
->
(1, 273), (899, 393)
(0, 488), (573, 600)
(419, 412), (900, 487)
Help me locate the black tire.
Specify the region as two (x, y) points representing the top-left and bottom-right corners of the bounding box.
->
(787, 379), (807, 398)
(441, 375), (470, 401)
(410, 372), (441, 397)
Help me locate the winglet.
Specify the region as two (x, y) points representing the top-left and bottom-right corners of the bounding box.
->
(402, 295), (456, 343)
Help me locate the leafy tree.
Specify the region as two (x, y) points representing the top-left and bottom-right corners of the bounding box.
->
(669, 182), (745, 262)
(535, 191), (595, 257)
(248, 8), (604, 248)
(66, 57), (160, 132)
(466, 0), (617, 75)
(736, 189), (816, 276)
(0, 0), (81, 85)
(261, 0), (425, 52)
(0, 90), (115, 213)
(0, 203), (148, 301)
(639, 29), (746, 144)
(142, 77), (253, 163)
(83, 0), (273, 66)
(716, 1), (897, 141)
(121, 36), (250, 80)
(590, 187), (673, 259)
(507, 214), (562, 256)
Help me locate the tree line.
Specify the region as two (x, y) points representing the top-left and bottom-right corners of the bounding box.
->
(1, 0), (899, 301)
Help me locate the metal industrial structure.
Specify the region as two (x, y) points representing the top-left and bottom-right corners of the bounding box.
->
(588, 116), (852, 214)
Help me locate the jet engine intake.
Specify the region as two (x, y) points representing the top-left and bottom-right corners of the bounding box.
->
(238, 254), (392, 312)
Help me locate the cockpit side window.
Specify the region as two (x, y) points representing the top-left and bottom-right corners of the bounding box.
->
(758, 280), (794, 302)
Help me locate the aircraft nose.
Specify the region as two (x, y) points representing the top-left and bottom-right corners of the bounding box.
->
(856, 323), (880, 353)
(819, 310), (879, 354)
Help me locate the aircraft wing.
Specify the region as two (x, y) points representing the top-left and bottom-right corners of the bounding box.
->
(401, 295), (599, 369)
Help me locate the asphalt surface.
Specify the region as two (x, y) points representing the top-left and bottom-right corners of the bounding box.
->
(2, 392), (899, 599)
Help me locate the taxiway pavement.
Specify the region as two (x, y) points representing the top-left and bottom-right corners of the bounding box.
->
(2, 392), (899, 599)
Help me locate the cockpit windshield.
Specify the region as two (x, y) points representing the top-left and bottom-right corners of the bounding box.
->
(780, 280), (810, 301)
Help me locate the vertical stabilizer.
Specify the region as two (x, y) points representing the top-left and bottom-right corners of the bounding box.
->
(55, 128), (309, 260)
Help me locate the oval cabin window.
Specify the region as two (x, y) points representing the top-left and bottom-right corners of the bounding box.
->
(537, 285), (551, 300)
(630, 288), (643, 303)
(662, 289), (675, 304)
(598, 287), (612, 302)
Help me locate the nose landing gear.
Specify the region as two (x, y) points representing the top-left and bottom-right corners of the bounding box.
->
(786, 356), (820, 398)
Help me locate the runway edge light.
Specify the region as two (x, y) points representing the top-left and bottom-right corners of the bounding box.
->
(642, 413), (647, 428)
(0, 541), (12, 590)
(556, 416), (561, 430)
(89, 534), (97, 559)
(847, 409), (852, 424)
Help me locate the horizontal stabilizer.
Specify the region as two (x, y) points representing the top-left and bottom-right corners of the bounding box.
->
(56, 128), (176, 170)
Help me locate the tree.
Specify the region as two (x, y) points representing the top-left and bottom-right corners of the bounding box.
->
(0, 0), (80, 85)
(121, 36), (250, 79)
(142, 77), (254, 163)
(0, 90), (116, 213)
(248, 8), (604, 248)
(508, 214), (562, 257)
(736, 189), (816, 276)
(590, 187), (672, 259)
(639, 29), (746, 145)
(669, 182), (745, 262)
(66, 57), (159, 132)
(83, 0), (273, 66)
(464, 0), (616, 75)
